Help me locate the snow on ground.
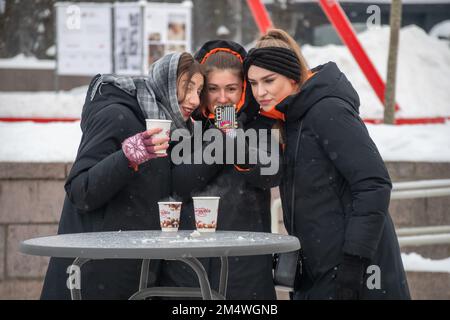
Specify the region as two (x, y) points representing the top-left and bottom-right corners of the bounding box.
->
(0, 120), (449, 163)
(0, 53), (55, 70)
(366, 123), (450, 162)
(1, 25), (449, 120)
(402, 252), (450, 273)
(263, 0), (450, 4)
(0, 87), (86, 118)
(303, 25), (450, 119)
(430, 20), (450, 40)
(0, 121), (81, 162)
(0, 25), (449, 163)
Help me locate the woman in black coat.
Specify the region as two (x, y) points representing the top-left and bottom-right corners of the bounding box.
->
(40, 52), (204, 299)
(244, 29), (410, 300)
(159, 40), (281, 300)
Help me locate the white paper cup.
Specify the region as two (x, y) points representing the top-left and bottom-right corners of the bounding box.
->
(145, 119), (172, 154)
(192, 197), (220, 232)
(158, 202), (182, 232)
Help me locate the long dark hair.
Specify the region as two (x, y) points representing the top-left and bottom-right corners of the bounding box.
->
(177, 52), (205, 102)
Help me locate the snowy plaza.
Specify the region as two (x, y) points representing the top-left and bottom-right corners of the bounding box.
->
(0, 0), (449, 302)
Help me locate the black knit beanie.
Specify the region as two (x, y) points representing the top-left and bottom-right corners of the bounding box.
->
(243, 47), (301, 82)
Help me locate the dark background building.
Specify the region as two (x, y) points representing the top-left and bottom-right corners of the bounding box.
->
(1, 0), (449, 59)
(0, 0), (448, 91)
(282, 0), (450, 46)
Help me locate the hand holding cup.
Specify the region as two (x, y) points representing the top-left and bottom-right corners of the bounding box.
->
(122, 127), (170, 169)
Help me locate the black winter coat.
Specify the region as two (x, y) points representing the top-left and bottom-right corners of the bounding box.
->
(160, 117), (280, 300)
(158, 40), (280, 300)
(41, 76), (169, 300)
(274, 62), (410, 300)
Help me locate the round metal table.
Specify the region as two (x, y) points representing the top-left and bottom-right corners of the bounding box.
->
(21, 230), (300, 300)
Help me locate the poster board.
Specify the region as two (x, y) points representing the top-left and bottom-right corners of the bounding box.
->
(144, 2), (192, 73)
(114, 2), (143, 75)
(55, 3), (112, 76)
(55, 2), (192, 76)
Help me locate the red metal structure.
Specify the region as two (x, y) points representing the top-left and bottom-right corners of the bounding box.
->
(244, 0), (450, 125)
(3, 117), (448, 125)
(246, 0), (272, 34)
(318, 0), (400, 112)
(0, 1), (448, 125)
(0, 117), (79, 123)
(364, 117), (448, 125)
(247, 0), (398, 112)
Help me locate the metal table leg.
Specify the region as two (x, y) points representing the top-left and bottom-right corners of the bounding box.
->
(131, 257), (228, 300)
(219, 256), (228, 297)
(129, 287), (224, 300)
(69, 257), (90, 300)
(179, 257), (213, 300)
(139, 259), (150, 290)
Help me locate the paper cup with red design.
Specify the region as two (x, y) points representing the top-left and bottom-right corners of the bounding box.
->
(192, 197), (220, 233)
(158, 201), (182, 232)
(145, 119), (172, 154)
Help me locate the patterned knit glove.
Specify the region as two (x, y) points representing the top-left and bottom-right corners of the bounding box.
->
(122, 129), (169, 171)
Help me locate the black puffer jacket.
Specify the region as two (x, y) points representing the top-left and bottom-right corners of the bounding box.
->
(41, 75), (169, 300)
(158, 40), (280, 300)
(272, 62), (410, 300)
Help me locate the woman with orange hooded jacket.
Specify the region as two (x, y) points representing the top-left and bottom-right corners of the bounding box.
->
(161, 40), (281, 299)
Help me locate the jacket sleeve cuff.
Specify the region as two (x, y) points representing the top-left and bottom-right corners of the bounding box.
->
(343, 212), (386, 259)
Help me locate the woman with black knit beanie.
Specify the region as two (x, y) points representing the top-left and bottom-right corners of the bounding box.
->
(244, 29), (410, 300)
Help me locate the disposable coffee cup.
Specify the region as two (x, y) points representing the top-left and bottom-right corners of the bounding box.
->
(145, 119), (172, 154)
(192, 197), (220, 232)
(158, 202), (182, 232)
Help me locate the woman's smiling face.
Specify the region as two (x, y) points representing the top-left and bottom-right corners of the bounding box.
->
(177, 72), (204, 121)
(206, 69), (243, 113)
(247, 65), (298, 111)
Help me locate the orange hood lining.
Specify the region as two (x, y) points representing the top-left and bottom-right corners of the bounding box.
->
(259, 71), (316, 122)
(260, 106), (286, 121)
(200, 47), (247, 118)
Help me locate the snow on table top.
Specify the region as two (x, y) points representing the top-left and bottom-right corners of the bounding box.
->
(20, 230), (300, 259)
